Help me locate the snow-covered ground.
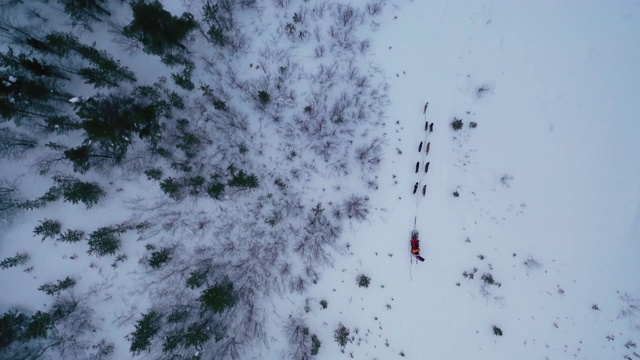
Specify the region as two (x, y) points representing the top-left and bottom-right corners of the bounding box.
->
(1, 1), (640, 359)
(302, 1), (640, 359)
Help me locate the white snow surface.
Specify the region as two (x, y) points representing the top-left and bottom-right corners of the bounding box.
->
(1, 1), (640, 360)
(298, 2), (640, 360)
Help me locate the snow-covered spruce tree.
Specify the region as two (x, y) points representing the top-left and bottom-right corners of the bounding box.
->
(122, 0), (197, 66)
(0, 252), (30, 269)
(38, 276), (77, 296)
(0, 65), (71, 123)
(75, 46), (137, 88)
(33, 218), (62, 241)
(0, 47), (70, 82)
(59, 0), (111, 30)
(202, 2), (227, 46)
(127, 310), (162, 356)
(63, 84), (176, 171)
(51, 175), (106, 208)
(26, 31), (137, 89)
(87, 226), (123, 257)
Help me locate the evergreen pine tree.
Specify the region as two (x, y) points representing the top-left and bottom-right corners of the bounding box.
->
(186, 269), (207, 289)
(148, 248), (171, 269)
(52, 175), (105, 208)
(0, 252), (30, 269)
(22, 311), (52, 341)
(0, 310), (28, 348)
(227, 169), (259, 189)
(76, 86), (169, 162)
(128, 310), (163, 355)
(123, 1), (197, 65)
(87, 226), (122, 257)
(0, 48), (69, 81)
(75, 45), (136, 88)
(59, 0), (112, 29)
(202, 2), (227, 46)
(183, 320), (210, 350)
(33, 219), (62, 241)
(0, 68), (69, 122)
(37, 276), (77, 296)
(199, 278), (237, 314)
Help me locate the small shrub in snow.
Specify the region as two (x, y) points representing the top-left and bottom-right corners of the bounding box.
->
(453, 190), (459, 197)
(481, 273), (496, 286)
(320, 299), (328, 309)
(469, 121), (478, 128)
(356, 274), (371, 288)
(258, 90), (271, 105)
(500, 174), (514, 188)
(38, 276), (76, 296)
(523, 256), (542, 270)
(334, 323), (351, 347)
(33, 219), (62, 241)
(0, 252), (30, 269)
(450, 118), (464, 131)
(475, 84), (493, 98)
(311, 334), (321, 355)
(492, 325), (503, 336)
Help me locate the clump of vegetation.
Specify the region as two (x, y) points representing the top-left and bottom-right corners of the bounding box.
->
(453, 190), (460, 197)
(500, 174), (514, 188)
(148, 247), (172, 269)
(258, 90), (270, 105)
(475, 84), (493, 98)
(356, 274), (371, 288)
(320, 299), (328, 309)
(311, 334), (321, 355)
(492, 325), (503, 336)
(523, 256), (542, 270)
(469, 121), (477, 128)
(451, 117), (464, 130)
(333, 323), (350, 347)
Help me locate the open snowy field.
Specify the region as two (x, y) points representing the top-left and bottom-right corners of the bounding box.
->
(1, 1), (639, 359)
(302, 1), (640, 359)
